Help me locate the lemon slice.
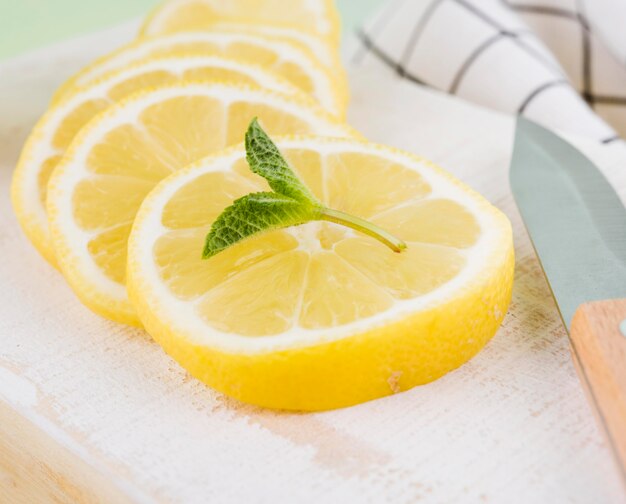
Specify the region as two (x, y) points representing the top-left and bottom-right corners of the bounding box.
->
(140, 0), (341, 47)
(127, 137), (514, 411)
(12, 55), (301, 266)
(47, 82), (358, 325)
(53, 31), (347, 118)
(207, 22), (338, 70)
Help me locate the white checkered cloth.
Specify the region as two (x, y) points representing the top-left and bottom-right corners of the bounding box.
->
(349, 0), (626, 144)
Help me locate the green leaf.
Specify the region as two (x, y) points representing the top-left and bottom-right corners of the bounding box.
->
(203, 119), (406, 259)
(202, 192), (320, 258)
(245, 118), (318, 203)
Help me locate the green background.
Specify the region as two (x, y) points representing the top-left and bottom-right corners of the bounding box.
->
(0, 0), (384, 60)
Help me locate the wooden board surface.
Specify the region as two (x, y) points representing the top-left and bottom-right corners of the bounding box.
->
(1, 23), (626, 504)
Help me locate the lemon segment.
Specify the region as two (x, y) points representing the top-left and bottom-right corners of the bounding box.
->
(52, 32), (347, 118)
(140, 0), (342, 47)
(126, 137), (515, 411)
(46, 83), (358, 325)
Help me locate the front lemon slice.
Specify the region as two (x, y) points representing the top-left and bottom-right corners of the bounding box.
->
(12, 55), (300, 266)
(46, 83), (357, 326)
(53, 31), (347, 118)
(140, 0), (341, 47)
(127, 137), (514, 411)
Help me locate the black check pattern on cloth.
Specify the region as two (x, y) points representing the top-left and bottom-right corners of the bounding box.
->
(352, 0), (625, 144)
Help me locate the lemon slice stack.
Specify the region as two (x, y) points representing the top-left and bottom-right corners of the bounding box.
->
(11, 0), (514, 411)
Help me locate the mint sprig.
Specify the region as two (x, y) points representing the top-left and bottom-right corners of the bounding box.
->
(202, 119), (407, 259)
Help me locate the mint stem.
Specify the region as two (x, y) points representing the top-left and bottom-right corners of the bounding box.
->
(319, 208), (407, 253)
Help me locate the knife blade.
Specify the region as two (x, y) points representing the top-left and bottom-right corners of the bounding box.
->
(510, 117), (626, 480)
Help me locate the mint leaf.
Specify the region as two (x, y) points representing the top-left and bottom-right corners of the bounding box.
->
(203, 119), (406, 259)
(203, 192), (320, 258)
(245, 118), (318, 204)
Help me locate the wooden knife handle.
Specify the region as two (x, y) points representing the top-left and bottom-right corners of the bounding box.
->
(570, 299), (626, 479)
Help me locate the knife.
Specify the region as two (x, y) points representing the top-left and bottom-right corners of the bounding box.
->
(510, 117), (626, 479)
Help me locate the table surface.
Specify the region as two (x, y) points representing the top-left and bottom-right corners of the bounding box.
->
(1, 10), (626, 504)
(0, 0), (385, 60)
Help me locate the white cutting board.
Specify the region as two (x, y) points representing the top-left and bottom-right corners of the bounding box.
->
(1, 22), (625, 504)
